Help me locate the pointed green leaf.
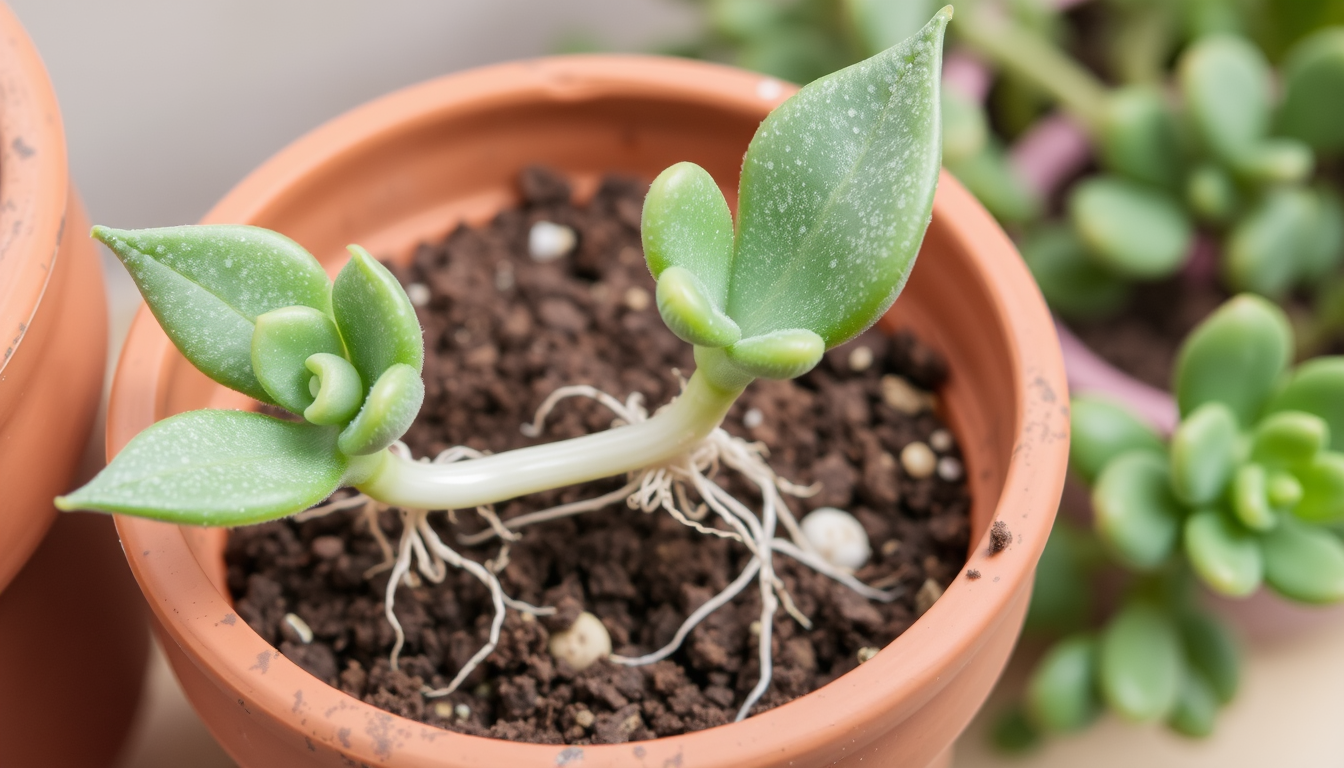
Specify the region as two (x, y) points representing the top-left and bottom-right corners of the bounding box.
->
(724, 328), (825, 380)
(1099, 601), (1184, 722)
(1265, 357), (1344, 451)
(653, 267), (741, 348)
(338, 363), (425, 456)
(1251, 411), (1329, 467)
(332, 245), (424, 394)
(1166, 672), (1220, 738)
(1261, 516), (1344, 603)
(1098, 86), (1183, 190)
(1069, 177), (1192, 280)
(1170, 402), (1240, 505)
(251, 306), (345, 415)
(304, 353), (364, 426)
(642, 162), (735, 309)
(1020, 225), (1129, 320)
(1178, 611), (1240, 704)
(1174, 295), (1292, 424)
(1224, 188), (1322, 298)
(1278, 27), (1344, 155)
(1178, 35), (1271, 164)
(1026, 634), (1102, 734)
(1070, 395), (1165, 485)
(93, 225), (331, 403)
(1294, 452), (1344, 524)
(1185, 509), (1263, 597)
(1093, 451), (1184, 570)
(1231, 464), (1278, 531)
(944, 140), (1041, 224)
(55, 410), (345, 525)
(726, 9), (948, 347)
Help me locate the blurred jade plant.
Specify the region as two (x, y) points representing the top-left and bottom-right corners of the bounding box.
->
(60, 11), (952, 719)
(1001, 294), (1344, 747)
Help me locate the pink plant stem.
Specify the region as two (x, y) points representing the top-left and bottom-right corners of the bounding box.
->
(942, 51), (992, 103)
(1008, 112), (1092, 199)
(1181, 232), (1218, 288)
(1055, 318), (1179, 435)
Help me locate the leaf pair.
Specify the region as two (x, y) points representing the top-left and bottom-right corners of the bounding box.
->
(642, 9), (949, 386)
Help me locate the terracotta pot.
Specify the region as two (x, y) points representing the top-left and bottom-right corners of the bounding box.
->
(109, 55), (1068, 768)
(0, 5), (150, 766)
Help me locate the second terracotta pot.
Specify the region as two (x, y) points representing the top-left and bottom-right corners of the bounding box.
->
(109, 55), (1068, 767)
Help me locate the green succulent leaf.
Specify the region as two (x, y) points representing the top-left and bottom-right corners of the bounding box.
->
(1260, 515), (1344, 604)
(843, 0), (942, 55)
(1265, 357), (1344, 451)
(1231, 463), (1278, 531)
(1070, 395), (1165, 485)
(723, 328), (825, 380)
(1185, 164), (1238, 224)
(1093, 451), (1184, 570)
(1069, 177), (1192, 280)
(1232, 138), (1314, 185)
(1020, 225), (1129, 320)
(1184, 508), (1263, 597)
(331, 245), (424, 395)
(92, 225), (332, 404)
(1166, 672), (1220, 738)
(251, 306), (346, 415)
(1026, 522), (1094, 635)
(1178, 611), (1240, 704)
(1278, 27), (1344, 155)
(1250, 410), (1329, 467)
(1098, 86), (1184, 190)
(941, 88), (988, 165)
(1025, 634), (1102, 734)
(1099, 601), (1185, 722)
(1174, 295), (1292, 425)
(337, 363), (425, 456)
(1170, 402), (1239, 506)
(944, 140), (1041, 224)
(653, 267), (741, 348)
(1224, 188), (1326, 298)
(1301, 187), (1344, 280)
(1268, 470), (1305, 510)
(643, 162), (735, 310)
(1294, 452), (1344, 524)
(1178, 34), (1271, 165)
(55, 410), (345, 525)
(726, 9), (948, 348)
(304, 353), (364, 426)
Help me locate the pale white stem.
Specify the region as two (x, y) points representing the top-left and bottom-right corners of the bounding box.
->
(610, 557), (762, 666)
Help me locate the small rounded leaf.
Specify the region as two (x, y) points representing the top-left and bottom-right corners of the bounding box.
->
(1069, 177), (1192, 280)
(1170, 402), (1239, 506)
(1294, 452), (1344, 524)
(332, 245), (424, 394)
(1184, 509), (1263, 597)
(1185, 164), (1238, 224)
(941, 88), (988, 164)
(1278, 27), (1344, 155)
(1265, 357), (1344, 451)
(654, 267), (741, 348)
(1178, 612), (1240, 704)
(724, 329), (825, 380)
(251, 306), (345, 415)
(337, 363), (425, 456)
(1166, 672), (1221, 738)
(303, 353), (364, 426)
(1231, 463), (1277, 531)
(1069, 395), (1165, 485)
(642, 162), (735, 307)
(1099, 601), (1185, 722)
(1231, 138), (1314, 185)
(1174, 295), (1292, 425)
(1223, 188), (1323, 299)
(1178, 35), (1271, 164)
(1250, 410), (1329, 467)
(944, 141), (1041, 224)
(1020, 225), (1129, 320)
(1093, 451), (1184, 570)
(1025, 634), (1102, 734)
(1261, 516), (1344, 604)
(1098, 86), (1183, 190)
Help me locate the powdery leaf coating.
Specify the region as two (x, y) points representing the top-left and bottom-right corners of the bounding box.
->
(332, 245), (424, 395)
(56, 410), (345, 525)
(727, 9), (948, 347)
(93, 225), (332, 404)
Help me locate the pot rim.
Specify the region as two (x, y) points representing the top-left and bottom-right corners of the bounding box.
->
(110, 54), (1068, 766)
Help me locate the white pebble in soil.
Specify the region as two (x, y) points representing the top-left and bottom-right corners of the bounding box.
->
(937, 456), (963, 482)
(901, 441), (936, 479)
(528, 220), (577, 262)
(282, 613), (313, 644)
(548, 611), (612, 671)
(848, 345), (874, 372)
(623, 286), (651, 311)
(928, 428), (954, 452)
(405, 282), (431, 308)
(800, 507), (872, 570)
(743, 407), (764, 429)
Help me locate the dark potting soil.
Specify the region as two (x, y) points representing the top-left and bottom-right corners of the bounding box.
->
(227, 168), (972, 745)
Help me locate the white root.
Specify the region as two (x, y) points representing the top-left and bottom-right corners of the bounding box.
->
(312, 380), (901, 722)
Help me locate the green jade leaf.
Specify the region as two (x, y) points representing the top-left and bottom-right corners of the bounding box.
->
(1178, 612), (1240, 704)
(331, 245), (424, 393)
(1265, 357), (1344, 451)
(1025, 634), (1102, 734)
(1178, 35), (1272, 166)
(1184, 508), (1263, 597)
(1261, 516), (1344, 603)
(1167, 672), (1220, 738)
(643, 162), (736, 312)
(1170, 401), (1240, 506)
(1093, 451), (1184, 570)
(1231, 463), (1278, 531)
(1174, 295), (1292, 424)
(653, 268), (742, 348)
(251, 306), (346, 414)
(1097, 86), (1184, 190)
(338, 363), (425, 456)
(944, 139), (1041, 225)
(1020, 225), (1129, 320)
(1099, 601), (1185, 722)
(92, 225), (332, 404)
(55, 410), (347, 525)
(1233, 138), (1314, 185)
(1278, 27), (1344, 155)
(941, 88), (989, 165)
(1294, 452), (1344, 524)
(1224, 188), (1326, 298)
(304, 353), (363, 426)
(1069, 395), (1165, 484)
(1250, 410), (1329, 467)
(1185, 164), (1238, 225)
(1069, 177), (1192, 280)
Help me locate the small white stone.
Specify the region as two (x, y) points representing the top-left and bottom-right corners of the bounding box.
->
(748, 620), (762, 636)
(405, 282), (431, 307)
(880, 539), (901, 556)
(880, 374), (931, 414)
(743, 408), (764, 429)
(857, 646), (879, 664)
(454, 703), (471, 722)
(937, 456), (963, 482)
(528, 221), (576, 261)
(757, 78), (784, 100)
(575, 709), (595, 728)
(901, 442), (936, 479)
(548, 612), (612, 671)
(433, 702), (454, 719)
(847, 345), (874, 372)
(800, 507), (871, 570)
(928, 428), (954, 452)
(624, 286), (651, 311)
(282, 613), (313, 644)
